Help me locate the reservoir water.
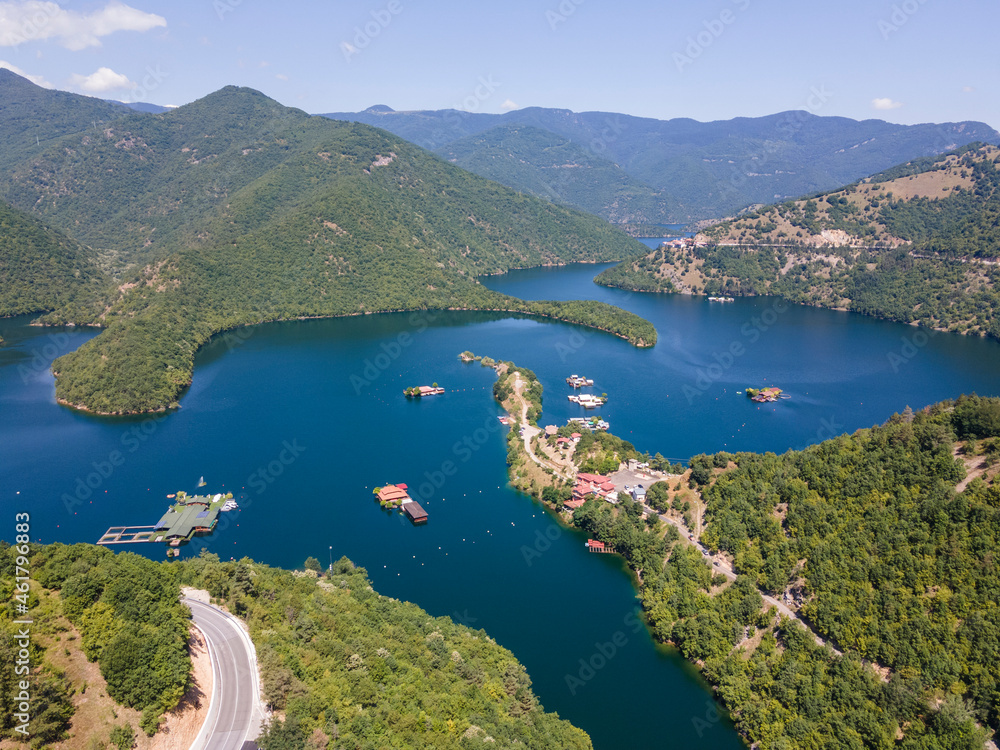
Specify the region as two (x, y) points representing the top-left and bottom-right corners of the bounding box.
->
(3, 262), (1000, 749)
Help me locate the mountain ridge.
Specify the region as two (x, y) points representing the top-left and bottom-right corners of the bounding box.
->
(322, 104), (1000, 221)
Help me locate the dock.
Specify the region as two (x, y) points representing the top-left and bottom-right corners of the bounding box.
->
(402, 501), (428, 524)
(586, 539), (614, 553)
(97, 526), (157, 544)
(566, 374), (594, 388)
(97, 491), (233, 551)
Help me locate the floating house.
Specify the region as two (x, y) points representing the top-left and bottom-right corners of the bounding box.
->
(402, 501), (428, 524)
(568, 393), (605, 408)
(566, 374), (594, 388)
(377, 483), (411, 508)
(747, 387), (783, 403)
(404, 385), (445, 397)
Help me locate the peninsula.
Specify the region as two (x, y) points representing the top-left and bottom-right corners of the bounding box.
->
(484, 357), (1000, 748)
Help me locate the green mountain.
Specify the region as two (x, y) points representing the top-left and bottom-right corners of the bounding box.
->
(436, 124), (680, 224)
(323, 106), (1000, 221)
(0, 68), (129, 174)
(0, 197), (108, 318)
(597, 144), (1000, 337)
(0, 74), (654, 414)
(5, 543), (591, 749)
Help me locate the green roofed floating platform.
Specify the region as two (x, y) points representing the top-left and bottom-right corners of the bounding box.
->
(97, 490), (238, 556)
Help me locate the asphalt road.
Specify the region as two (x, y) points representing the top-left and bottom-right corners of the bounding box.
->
(183, 598), (265, 750)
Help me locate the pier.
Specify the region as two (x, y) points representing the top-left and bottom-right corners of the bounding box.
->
(97, 526), (157, 544)
(97, 491), (233, 550)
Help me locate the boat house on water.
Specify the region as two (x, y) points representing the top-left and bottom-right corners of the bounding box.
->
(402, 501), (429, 524)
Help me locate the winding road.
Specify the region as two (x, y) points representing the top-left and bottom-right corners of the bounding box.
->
(183, 597), (266, 750)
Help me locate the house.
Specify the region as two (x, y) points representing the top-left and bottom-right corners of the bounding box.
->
(377, 484), (411, 506)
(556, 436), (570, 446)
(571, 432), (582, 442)
(544, 425), (558, 436)
(631, 484), (646, 502)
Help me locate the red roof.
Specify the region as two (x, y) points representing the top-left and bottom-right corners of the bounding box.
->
(577, 472), (610, 484)
(564, 498), (586, 509)
(378, 485), (410, 503)
(396, 483), (408, 489)
(571, 432), (582, 438)
(556, 437), (569, 443)
(587, 539), (605, 550)
(599, 481), (616, 492)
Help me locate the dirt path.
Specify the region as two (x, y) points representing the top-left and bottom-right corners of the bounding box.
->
(510, 372), (575, 482)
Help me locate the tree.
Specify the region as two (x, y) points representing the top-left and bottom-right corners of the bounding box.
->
(303, 557), (321, 573)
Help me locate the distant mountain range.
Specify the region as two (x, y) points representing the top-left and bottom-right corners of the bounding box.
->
(322, 105), (1000, 223)
(0, 70), (652, 414)
(597, 143), (1000, 337)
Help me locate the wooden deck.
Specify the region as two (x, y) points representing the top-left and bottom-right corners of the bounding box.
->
(97, 525), (158, 544)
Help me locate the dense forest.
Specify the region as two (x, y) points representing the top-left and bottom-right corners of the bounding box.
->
(0, 542), (591, 749)
(0, 198), (108, 319)
(436, 124), (680, 224)
(677, 395), (1000, 744)
(597, 145), (1000, 338)
(0, 73), (655, 414)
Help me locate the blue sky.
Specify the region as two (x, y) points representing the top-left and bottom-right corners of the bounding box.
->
(0, 0), (996, 128)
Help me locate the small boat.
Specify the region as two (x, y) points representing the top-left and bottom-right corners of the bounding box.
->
(197, 476), (206, 487)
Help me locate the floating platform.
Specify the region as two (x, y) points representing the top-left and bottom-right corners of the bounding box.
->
(97, 491), (231, 548)
(97, 526), (157, 544)
(402, 501), (428, 524)
(586, 539), (614, 553)
(566, 374), (594, 388)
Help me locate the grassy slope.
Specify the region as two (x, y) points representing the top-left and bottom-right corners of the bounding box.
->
(597, 145), (1000, 337)
(0, 81), (655, 413)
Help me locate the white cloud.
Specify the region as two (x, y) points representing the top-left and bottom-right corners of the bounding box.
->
(274, 73), (288, 81)
(962, 86), (975, 93)
(871, 97), (903, 111)
(70, 66), (133, 92)
(0, 58), (51, 86)
(500, 98), (519, 111)
(0, 1), (166, 50)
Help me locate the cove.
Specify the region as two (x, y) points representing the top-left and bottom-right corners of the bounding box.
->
(4, 262), (1000, 749)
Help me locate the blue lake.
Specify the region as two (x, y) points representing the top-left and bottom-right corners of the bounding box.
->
(3, 262), (1000, 749)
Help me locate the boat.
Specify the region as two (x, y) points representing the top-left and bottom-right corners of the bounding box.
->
(197, 476), (206, 487)
(708, 296), (735, 302)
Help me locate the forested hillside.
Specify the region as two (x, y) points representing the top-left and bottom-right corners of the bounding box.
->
(324, 105), (1000, 220)
(0, 198), (108, 318)
(659, 394), (1000, 747)
(0, 542), (591, 749)
(436, 124), (680, 224)
(0, 68), (128, 175)
(598, 144), (1000, 337)
(0, 73), (654, 414)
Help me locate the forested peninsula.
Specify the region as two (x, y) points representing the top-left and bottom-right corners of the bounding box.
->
(486, 363), (1000, 749)
(0, 71), (654, 414)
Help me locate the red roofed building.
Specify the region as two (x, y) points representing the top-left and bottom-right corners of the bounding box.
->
(377, 484), (410, 506)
